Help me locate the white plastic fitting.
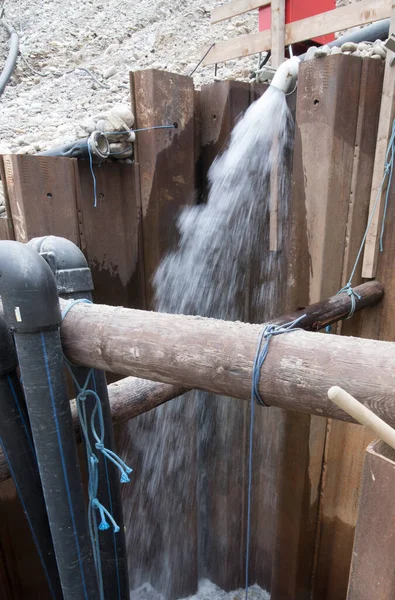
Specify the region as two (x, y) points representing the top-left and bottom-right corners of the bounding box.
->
(270, 56), (300, 94)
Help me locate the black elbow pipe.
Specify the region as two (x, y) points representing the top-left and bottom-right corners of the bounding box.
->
(29, 235), (130, 600)
(0, 315), (63, 598)
(0, 240), (100, 600)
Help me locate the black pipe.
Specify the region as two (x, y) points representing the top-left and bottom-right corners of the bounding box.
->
(0, 315), (63, 598)
(0, 240), (100, 600)
(29, 235), (130, 599)
(39, 138), (91, 158)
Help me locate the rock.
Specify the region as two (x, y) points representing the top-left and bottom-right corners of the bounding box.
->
(371, 54), (383, 61)
(314, 45), (330, 58)
(80, 118), (96, 133)
(352, 50), (361, 57)
(341, 41), (358, 53)
(104, 43), (119, 55)
(305, 46), (317, 60)
(103, 65), (117, 79)
(330, 46), (341, 55)
(110, 104), (134, 128)
(373, 45), (386, 59)
(358, 42), (371, 52)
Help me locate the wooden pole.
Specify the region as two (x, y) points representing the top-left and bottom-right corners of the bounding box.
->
(362, 2), (395, 278)
(58, 281), (391, 424)
(328, 386), (395, 450)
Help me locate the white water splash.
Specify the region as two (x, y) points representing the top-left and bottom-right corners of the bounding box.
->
(122, 86), (294, 599)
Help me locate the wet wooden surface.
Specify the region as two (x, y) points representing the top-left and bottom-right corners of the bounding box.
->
(312, 57), (385, 600)
(347, 440), (395, 600)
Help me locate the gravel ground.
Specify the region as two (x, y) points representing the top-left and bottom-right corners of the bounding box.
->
(0, 0), (258, 154)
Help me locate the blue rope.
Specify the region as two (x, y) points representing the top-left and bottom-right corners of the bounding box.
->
(92, 371), (123, 600)
(245, 315), (306, 600)
(88, 142), (98, 208)
(337, 119), (395, 316)
(62, 298), (132, 600)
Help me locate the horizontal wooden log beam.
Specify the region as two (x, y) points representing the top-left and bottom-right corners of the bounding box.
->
(58, 280), (392, 425)
(211, 0), (270, 24)
(0, 282), (380, 484)
(204, 0), (391, 64)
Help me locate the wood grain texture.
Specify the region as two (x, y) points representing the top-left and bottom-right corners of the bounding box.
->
(312, 57), (385, 600)
(198, 80), (251, 202)
(1, 155), (80, 244)
(271, 0), (285, 68)
(362, 2), (395, 277)
(131, 69), (195, 305)
(270, 54), (362, 599)
(0, 157), (15, 241)
(75, 160), (145, 309)
(204, 0), (391, 64)
(347, 440), (395, 600)
(59, 299), (395, 424)
(211, 0), (270, 24)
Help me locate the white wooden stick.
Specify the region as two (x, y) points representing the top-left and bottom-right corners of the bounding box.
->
(328, 386), (395, 450)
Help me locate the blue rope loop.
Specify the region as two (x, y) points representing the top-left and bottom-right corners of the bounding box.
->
(245, 313), (305, 600)
(252, 314), (306, 407)
(62, 299), (132, 600)
(336, 283), (361, 320)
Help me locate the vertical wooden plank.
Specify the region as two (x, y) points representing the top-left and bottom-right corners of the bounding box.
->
(196, 80), (251, 592)
(199, 80), (252, 201)
(0, 154), (79, 599)
(0, 480), (53, 600)
(2, 155), (79, 244)
(0, 156), (15, 241)
(271, 0), (285, 68)
(75, 160), (145, 310)
(268, 54), (362, 600)
(312, 57), (384, 600)
(117, 70), (198, 600)
(347, 440), (395, 600)
(362, 2), (395, 278)
(131, 69), (195, 305)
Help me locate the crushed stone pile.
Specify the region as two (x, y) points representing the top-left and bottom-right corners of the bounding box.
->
(0, 0), (258, 155)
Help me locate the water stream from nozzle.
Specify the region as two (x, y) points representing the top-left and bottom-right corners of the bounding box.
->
(122, 84), (295, 600)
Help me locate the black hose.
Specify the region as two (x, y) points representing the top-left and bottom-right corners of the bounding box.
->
(0, 316), (63, 598)
(0, 16), (19, 97)
(0, 241), (100, 600)
(29, 235), (130, 600)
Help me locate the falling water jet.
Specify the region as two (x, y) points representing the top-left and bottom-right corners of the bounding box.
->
(124, 58), (299, 600)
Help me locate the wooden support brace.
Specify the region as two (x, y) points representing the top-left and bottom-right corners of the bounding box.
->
(57, 281), (389, 424)
(362, 2), (395, 278)
(211, 0), (271, 24)
(204, 0), (392, 65)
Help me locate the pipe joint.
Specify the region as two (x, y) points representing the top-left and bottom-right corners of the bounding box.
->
(28, 236), (93, 296)
(0, 241), (62, 332)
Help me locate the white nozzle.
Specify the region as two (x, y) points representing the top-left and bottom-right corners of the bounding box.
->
(271, 56), (300, 94)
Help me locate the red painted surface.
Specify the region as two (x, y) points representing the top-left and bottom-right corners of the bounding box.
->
(259, 0), (336, 46)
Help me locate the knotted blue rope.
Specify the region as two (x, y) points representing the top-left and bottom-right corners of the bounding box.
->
(62, 299), (132, 600)
(337, 119), (395, 317)
(245, 314), (305, 600)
